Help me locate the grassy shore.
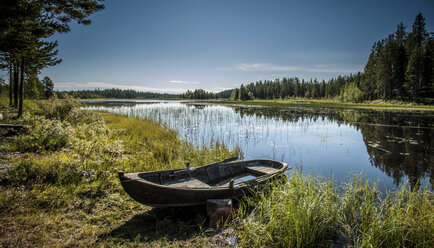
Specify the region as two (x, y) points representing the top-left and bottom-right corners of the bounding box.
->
(235, 174), (433, 247)
(206, 99), (434, 111)
(0, 97), (238, 247)
(0, 97), (433, 247)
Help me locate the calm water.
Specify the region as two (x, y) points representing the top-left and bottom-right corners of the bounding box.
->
(85, 100), (433, 190)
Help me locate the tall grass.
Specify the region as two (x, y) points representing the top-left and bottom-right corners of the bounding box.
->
(236, 174), (339, 247)
(0, 98), (239, 247)
(236, 173), (434, 248)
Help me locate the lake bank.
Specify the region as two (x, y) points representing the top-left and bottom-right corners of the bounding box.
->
(1, 98), (433, 247)
(0, 98), (237, 247)
(204, 99), (434, 111)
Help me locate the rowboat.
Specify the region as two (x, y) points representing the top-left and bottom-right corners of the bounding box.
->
(118, 158), (288, 207)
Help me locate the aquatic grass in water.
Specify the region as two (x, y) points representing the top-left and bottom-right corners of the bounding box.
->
(86, 100), (434, 190)
(235, 173), (434, 248)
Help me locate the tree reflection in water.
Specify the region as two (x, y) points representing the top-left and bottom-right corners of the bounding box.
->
(86, 101), (433, 190)
(232, 106), (433, 189)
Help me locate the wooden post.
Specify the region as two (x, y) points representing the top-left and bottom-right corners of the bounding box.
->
(207, 199), (233, 230)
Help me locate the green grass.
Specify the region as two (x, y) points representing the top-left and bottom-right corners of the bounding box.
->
(208, 99), (434, 111)
(0, 98), (238, 247)
(1, 98), (432, 247)
(235, 173), (434, 248)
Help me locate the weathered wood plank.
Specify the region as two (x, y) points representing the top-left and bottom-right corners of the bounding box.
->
(245, 166), (280, 175)
(166, 178), (210, 188)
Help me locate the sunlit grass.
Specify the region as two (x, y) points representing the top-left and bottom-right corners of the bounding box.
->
(211, 98), (434, 111)
(0, 98), (432, 247)
(235, 173), (434, 247)
(0, 99), (238, 247)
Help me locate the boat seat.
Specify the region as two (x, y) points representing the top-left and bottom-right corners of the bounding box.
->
(245, 166), (280, 175)
(165, 177), (210, 188)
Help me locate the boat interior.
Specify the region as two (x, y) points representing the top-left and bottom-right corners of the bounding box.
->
(137, 160), (285, 188)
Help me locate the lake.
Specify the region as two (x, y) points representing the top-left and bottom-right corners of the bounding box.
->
(85, 100), (433, 190)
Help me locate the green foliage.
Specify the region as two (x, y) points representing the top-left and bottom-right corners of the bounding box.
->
(59, 88), (179, 99)
(340, 177), (434, 248)
(340, 82), (364, 102)
(35, 95), (80, 121)
(0, 98), (239, 246)
(237, 173), (339, 247)
(15, 114), (74, 152)
(238, 84), (253, 100)
(24, 73), (44, 99)
(42, 76), (54, 99)
(182, 89), (217, 99)
(230, 88), (239, 100)
(236, 173), (434, 248)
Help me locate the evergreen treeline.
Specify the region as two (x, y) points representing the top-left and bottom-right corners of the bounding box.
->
(217, 89), (233, 99)
(231, 13), (433, 103)
(60, 88), (178, 99)
(181, 89), (218, 99)
(231, 75), (362, 101)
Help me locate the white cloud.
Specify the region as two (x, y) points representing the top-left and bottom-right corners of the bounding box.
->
(54, 82), (191, 94)
(221, 63), (362, 73)
(168, 80), (200, 85)
(209, 87), (233, 92)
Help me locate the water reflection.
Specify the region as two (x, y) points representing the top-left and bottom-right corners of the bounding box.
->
(85, 101), (433, 189)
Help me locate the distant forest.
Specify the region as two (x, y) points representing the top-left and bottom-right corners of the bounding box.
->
(231, 13), (433, 103)
(0, 86), (228, 100)
(59, 88), (178, 99)
(1, 13), (431, 103)
(54, 88), (228, 99)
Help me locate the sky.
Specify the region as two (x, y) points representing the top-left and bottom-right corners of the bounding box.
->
(39, 0), (434, 94)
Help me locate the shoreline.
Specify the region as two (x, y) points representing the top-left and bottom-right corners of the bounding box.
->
(203, 99), (434, 112)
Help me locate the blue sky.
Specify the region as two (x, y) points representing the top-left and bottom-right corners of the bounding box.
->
(40, 0), (434, 94)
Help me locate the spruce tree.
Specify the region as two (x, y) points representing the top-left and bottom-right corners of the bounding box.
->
(42, 76), (55, 99)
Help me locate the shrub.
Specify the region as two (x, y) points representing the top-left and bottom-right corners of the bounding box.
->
(15, 114), (74, 152)
(340, 83), (364, 102)
(36, 95), (80, 121)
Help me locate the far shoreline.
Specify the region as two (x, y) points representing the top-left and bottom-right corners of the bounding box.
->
(202, 99), (434, 112)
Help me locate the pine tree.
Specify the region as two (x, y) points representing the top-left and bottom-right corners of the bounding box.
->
(405, 46), (424, 99)
(0, 0), (104, 117)
(42, 76), (55, 99)
(230, 88), (239, 100)
(391, 23), (407, 99)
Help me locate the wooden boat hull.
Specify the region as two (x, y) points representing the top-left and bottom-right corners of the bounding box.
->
(118, 159), (288, 207)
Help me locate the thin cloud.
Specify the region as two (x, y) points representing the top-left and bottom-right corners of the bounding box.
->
(169, 80), (200, 85)
(209, 87), (233, 92)
(54, 82), (190, 94)
(221, 63), (362, 73)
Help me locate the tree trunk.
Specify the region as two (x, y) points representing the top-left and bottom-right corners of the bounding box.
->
(13, 63), (19, 108)
(9, 64), (13, 106)
(18, 60), (24, 118)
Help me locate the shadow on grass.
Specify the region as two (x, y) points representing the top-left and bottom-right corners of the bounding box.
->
(98, 205), (208, 243)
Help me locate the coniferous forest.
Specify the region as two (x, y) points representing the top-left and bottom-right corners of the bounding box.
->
(230, 13), (433, 103)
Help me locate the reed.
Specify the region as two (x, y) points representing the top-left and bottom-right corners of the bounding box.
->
(235, 173), (434, 248)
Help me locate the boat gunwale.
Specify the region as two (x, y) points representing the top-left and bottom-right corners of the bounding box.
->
(119, 159), (288, 190)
